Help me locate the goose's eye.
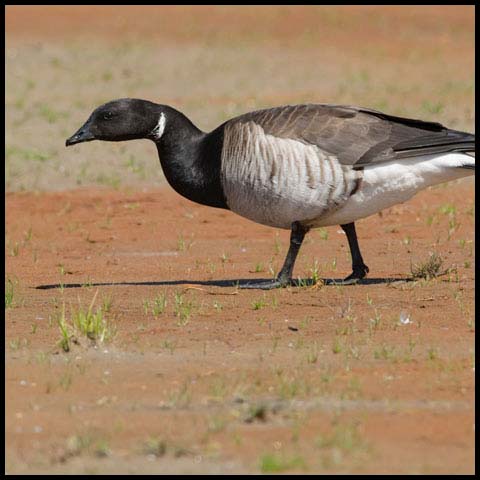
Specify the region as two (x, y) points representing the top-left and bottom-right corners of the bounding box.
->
(103, 112), (114, 120)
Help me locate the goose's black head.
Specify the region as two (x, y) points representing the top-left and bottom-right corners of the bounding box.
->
(66, 98), (164, 146)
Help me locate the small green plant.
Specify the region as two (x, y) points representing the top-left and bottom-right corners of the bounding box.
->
(410, 252), (444, 280)
(58, 264), (66, 292)
(152, 293), (168, 316)
(421, 100), (444, 115)
(374, 344), (396, 361)
(65, 432), (109, 458)
(268, 261), (276, 278)
(368, 309), (382, 334)
(23, 227), (33, 242)
(447, 216), (459, 240)
(125, 155), (145, 176)
(102, 295), (113, 313)
(5, 278), (15, 308)
(299, 316), (312, 329)
(260, 453), (306, 473)
(296, 277), (310, 288)
(124, 202), (139, 210)
(142, 437), (167, 457)
(427, 347), (439, 360)
(73, 298), (112, 342)
(143, 299), (150, 315)
(9, 338), (21, 350)
(271, 295), (279, 308)
(270, 336), (280, 354)
(317, 228), (329, 240)
(315, 420), (368, 456)
(94, 439), (110, 458)
(210, 378), (228, 400)
(66, 433), (93, 456)
(439, 203), (457, 216)
(177, 235), (186, 251)
(403, 337), (417, 362)
(331, 257), (337, 271)
(10, 241), (20, 257)
(208, 415), (227, 433)
(273, 234), (282, 255)
(176, 234), (194, 252)
(307, 342), (320, 364)
(309, 259), (321, 285)
(81, 277), (94, 289)
(173, 292), (194, 325)
(96, 173), (121, 189)
(57, 291), (116, 352)
(38, 103), (67, 124)
(244, 404), (268, 423)
(168, 380), (191, 407)
(254, 262), (264, 273)
(252, 297), (267, 310)
(332, 337), (342, 354)
(59, 371), (73, 390)
(162, 339), (176, 354)
(58, 304), (72, 352)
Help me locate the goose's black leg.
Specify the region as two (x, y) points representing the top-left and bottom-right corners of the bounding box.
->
(339, 222), (369, 285)
(241, 221), (309, 290)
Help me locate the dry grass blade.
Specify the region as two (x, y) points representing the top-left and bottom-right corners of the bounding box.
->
(410, 252), (445, 280)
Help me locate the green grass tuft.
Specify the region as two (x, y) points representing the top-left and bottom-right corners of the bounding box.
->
(57, 290), (116, 352)
(5, 278), (15, 309)
(260, 453), (306, 473)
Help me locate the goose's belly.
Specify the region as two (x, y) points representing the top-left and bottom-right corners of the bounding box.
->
(220, 122), (358, 229)
(222, 179), (342, 229)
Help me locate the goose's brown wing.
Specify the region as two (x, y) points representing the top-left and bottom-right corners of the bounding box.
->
(226, 104), (474, 168)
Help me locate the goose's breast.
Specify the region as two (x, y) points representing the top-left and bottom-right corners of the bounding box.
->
(220, 122), (358, 229)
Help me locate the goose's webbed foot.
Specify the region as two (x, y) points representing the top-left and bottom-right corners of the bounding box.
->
(335, 264), (370, 285)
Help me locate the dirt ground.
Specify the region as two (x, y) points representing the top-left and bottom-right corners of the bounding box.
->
(5, 5), (475, 475)
(5, 180), (475, 474)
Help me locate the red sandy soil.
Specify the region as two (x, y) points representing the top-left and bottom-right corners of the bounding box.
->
(5, 5), (474, 54)
(5, 180), (475, 474)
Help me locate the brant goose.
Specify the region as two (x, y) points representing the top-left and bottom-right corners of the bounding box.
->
(66, 99), (475, 289)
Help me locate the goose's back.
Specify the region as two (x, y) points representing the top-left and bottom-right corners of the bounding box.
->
(223, 104), (473, 164)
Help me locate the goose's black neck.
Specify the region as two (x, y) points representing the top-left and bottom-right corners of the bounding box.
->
(154, 106), (228, 209)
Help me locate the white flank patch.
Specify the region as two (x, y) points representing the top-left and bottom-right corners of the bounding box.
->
(151, 112), (166, 140)
(319, 152), (475, 227)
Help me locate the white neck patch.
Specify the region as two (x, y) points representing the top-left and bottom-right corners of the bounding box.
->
(151, 112), (166, 140)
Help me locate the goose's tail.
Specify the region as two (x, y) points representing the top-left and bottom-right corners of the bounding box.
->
(458, 144), (475, 171)
(392, 126), (474, 165)
(434, 150), (474, 173)
(419, 130), (475, 172)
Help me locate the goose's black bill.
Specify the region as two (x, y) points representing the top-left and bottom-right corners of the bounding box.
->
(66, 121), (95, 146)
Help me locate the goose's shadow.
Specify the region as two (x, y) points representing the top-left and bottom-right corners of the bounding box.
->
(35, 277), (412, 290)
